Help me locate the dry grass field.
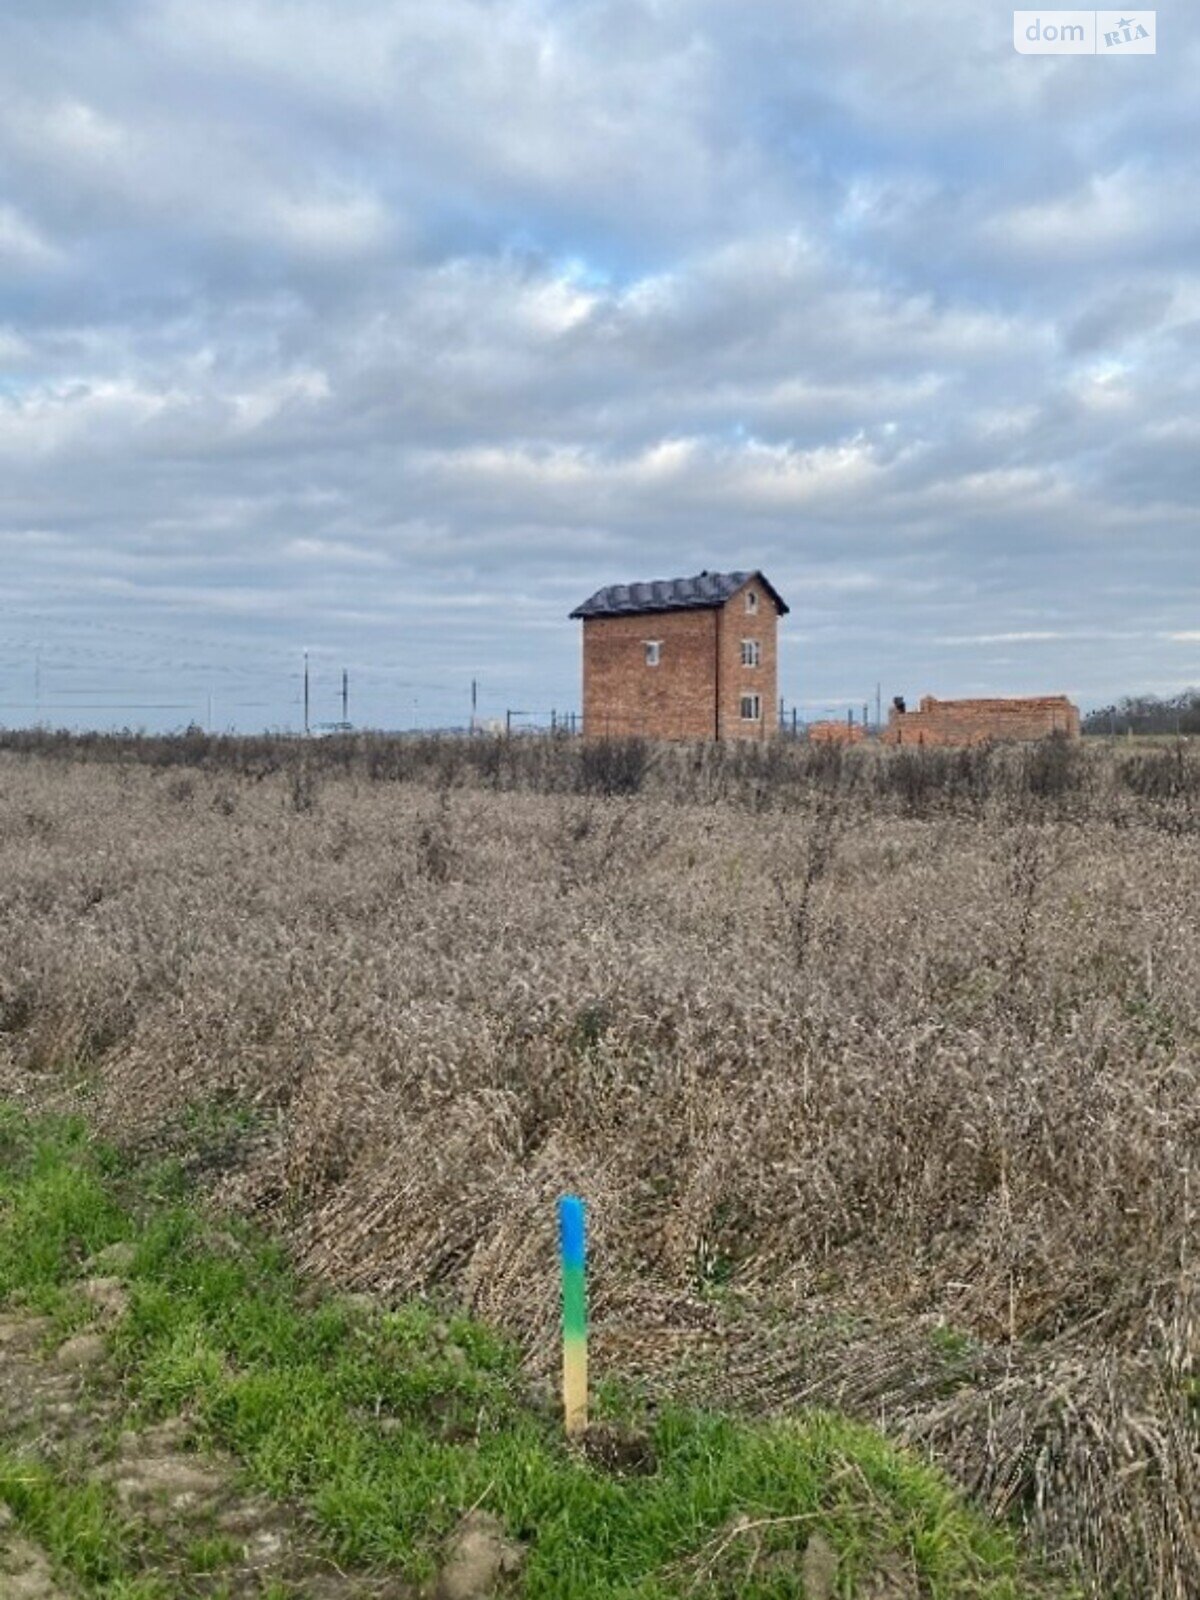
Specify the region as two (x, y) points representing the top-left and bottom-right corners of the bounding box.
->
(0, 732), (1196, 1597)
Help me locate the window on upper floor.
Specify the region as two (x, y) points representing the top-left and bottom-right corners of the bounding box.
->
(745, 589), (758, 614)
(741, 638), (761, 667)
(740, 693), (761, 721)
(644, 640), (661, 666)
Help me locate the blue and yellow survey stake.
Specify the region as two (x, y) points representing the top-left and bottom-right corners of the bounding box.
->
(558, 1194), (588, 1436)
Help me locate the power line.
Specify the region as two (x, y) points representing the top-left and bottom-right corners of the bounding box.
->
(0, 702), (198, 711)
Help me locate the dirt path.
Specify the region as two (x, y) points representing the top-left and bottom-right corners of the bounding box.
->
(0, 1277), (417, 1598)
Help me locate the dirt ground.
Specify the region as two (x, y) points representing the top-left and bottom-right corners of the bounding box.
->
(0, 1272), (422, 1598)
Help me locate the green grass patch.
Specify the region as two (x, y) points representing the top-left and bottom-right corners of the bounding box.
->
(0, 1107), (130, 1321)
(0, 1450), (144, 1586)
(0, 1103), (1060, 1598)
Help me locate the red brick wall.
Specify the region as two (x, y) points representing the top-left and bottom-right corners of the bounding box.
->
(580, 578), (779, 741)
(809, 720), (866, 746)
(581, 610), (718, 739)
(716, 577), (776, 743)
(883, 695), (1081, 747)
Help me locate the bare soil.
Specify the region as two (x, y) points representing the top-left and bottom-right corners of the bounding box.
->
(0, 1303), (415, 1598)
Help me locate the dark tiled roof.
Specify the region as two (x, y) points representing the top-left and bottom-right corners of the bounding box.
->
(570, 569), (788, 619)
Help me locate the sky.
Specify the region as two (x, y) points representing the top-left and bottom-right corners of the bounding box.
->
(0, 0), (1197, 732)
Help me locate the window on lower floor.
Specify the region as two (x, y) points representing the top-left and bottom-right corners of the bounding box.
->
(741, 638), (761, 667)
(644, 640), (661, 666)
(740, 693), (761, 720)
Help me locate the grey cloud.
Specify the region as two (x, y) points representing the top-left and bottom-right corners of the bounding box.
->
(1063, 285), (1175, 354)
(0, 0), (1197, 731)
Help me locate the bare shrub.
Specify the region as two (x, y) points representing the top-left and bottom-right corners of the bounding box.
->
(577, 736), (654, 797)
(771, 800), (843, 968)
(289, 759), (320, 814)
(998, 825), (1069, 989)
(415, 790), (457, 883)
(1120, 741), (1200, 801)
(3, 722), (1199, 831)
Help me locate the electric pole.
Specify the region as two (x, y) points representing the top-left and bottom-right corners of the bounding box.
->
(303, 650), (310, 736)
(341, 668), (348, 726)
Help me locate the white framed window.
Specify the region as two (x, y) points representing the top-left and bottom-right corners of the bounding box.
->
(740, 693), (761, 721)
(644, 640), (661, 666)
(745, 589), (758, 614)
(741, 638), (761, 667)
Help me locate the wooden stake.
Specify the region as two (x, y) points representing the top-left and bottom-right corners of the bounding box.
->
(558, 1195), (588, 1436)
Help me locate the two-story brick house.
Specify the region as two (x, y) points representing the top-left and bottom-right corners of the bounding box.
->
(569, 569), (788, 741)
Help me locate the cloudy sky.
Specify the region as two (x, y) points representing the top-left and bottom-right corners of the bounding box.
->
(0, 1), (1196, 730)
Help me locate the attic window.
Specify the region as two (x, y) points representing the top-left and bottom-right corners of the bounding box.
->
(745, 590), (759, 614)
(644, 640), (661, 666)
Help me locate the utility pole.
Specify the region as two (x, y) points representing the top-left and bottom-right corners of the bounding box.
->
(303, 650), (310, 736)
(341, 668), (349, 726)
(471, 677), (477, 735)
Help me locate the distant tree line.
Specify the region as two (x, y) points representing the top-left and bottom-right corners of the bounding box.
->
(1082, 689), (1200, 736)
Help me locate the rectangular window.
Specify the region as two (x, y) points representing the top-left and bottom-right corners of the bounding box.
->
(745, 590), (758, 614)
(740, 693), (761, 721)
(644, 640), (661, 666)
(741, 638), (761, 667)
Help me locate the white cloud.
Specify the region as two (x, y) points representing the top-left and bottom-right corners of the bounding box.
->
(0, 327), (32, 364)
(0, 204), (60, 269)
(265, 191), (393, 259)
(285, 537), (391, 566)
(35, 98), (127, 161)
(228, 368), (331, 431)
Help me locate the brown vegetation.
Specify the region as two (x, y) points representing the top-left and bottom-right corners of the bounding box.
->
(0, 730), (1197, 1598)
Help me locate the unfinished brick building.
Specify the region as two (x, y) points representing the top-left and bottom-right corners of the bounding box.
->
(570, 570), (788, 740)
(808, 719), (867, 747)
(883, 694), (1081, 746)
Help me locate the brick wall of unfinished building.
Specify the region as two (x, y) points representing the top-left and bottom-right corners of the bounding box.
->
(808, 720), (867, 746)
(883, 696), (1081, 747)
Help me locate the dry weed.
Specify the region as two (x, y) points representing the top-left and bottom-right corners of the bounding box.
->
(0, 741), (1196, 1596)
